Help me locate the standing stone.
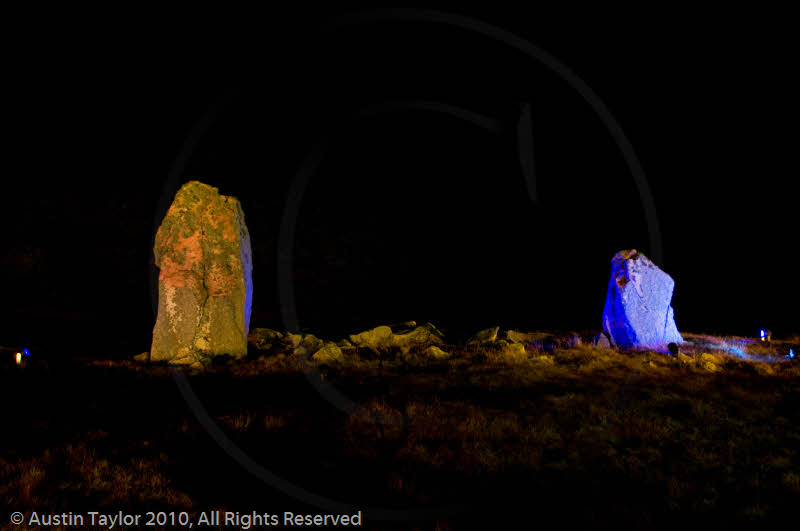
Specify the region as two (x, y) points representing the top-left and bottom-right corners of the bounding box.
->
(151, 181), (253, 363)
(601, 249), (682, 350)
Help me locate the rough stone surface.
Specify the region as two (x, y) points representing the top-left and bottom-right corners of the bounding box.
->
(387, 321), (418, 334)
(248, 328), (284, 351)
(602, 250), (683, 351)
(700, 360), (722, 373)
(505, 330), (546, 343)
(593, 333), (611, 348)
(424, 345), (451, 360)
(151, 181), (253, 363)
(292, 334), (324, 358)
(284, 333), (305, 349)
(391, 324), (445, 354)
(349, 323), (444, 354)
(467, 326), (500, 346)
(349, 325), (394, 352)
(312, 342), (344, 363)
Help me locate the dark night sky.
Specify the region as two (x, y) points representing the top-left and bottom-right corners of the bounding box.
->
(2, 7), (797, 357)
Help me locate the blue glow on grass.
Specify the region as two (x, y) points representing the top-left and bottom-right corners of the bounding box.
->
(727, 346), (747, 359)
(788, 349), (795, 359)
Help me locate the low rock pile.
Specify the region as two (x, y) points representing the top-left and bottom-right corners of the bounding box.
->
(244, 321), (450, 364)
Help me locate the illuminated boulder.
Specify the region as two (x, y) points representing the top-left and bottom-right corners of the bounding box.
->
(391, 323), (445, 354)
(424, 345), (451, 360)
(248, 328), (284, 351)
(466, 326), (500, 346)
(348, 323), (444, 355)
(348, 325), (394, 353)
(601, 249), (682, 351)
(289, 333), (324, 358)
(150, 181), (253, 364)
(312, 342), (344, 363)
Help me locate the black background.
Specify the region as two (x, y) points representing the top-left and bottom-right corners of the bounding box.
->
(2, 7), (797, 358)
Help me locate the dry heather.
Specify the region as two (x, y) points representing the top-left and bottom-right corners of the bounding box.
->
(3, 331), (799, 529)
(0, 441), (192, 511)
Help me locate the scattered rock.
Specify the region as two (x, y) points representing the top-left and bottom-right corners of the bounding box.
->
(667, 342), (679, 356)
(506, 331), (581, 351)
(312, 343), (344, 363)
(151, 181), (253, 364)
(505, 330), (542, 343)
(349, 325), (394, 351)
(248, 328), (284, 351)
(293, 334), (324, 358)
(467, 326), (500, 346)
(531, 355), (555, 365)
(133, 352), (150, 363)
(391, 324), (445, 354)
(601, 249), (683, 350)
(336, 339), (353, 348)
(420, 322), (446, 342)
(700, 360), (722, 373)
(387, 321), (417, 334)
(677, 353), (694, 364)
(424, 345), (451, 360)
(349, 323), (444, 355)
(593, 333), (611, 348)
(284, 333), (305, 349)
(567, 334), (582, 348)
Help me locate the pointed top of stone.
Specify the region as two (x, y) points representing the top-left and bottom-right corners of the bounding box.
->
(612, 249), (654, 267)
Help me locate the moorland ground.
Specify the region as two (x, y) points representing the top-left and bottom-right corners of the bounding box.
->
(2, 332), (799, 530)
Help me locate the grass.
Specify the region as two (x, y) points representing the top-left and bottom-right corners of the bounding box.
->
(2, 331), (800, 529)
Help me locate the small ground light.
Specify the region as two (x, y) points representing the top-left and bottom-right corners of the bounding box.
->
(15, 352), (23, 365)
(789, 349), (795, 359)
(23, 348), (30, 357)
(760, 329), (772, 342)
